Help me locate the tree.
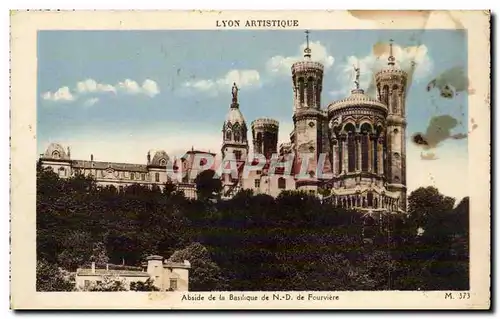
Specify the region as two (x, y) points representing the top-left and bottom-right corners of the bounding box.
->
(36, 259), (74, 291)
(169, 242), (227, 291)
(56, 230), (94, 271)
(81, 275), (128, 292)
(91, 241), (110, 264)
(194, 169), (222, 200)
(130, 278), (160, 291)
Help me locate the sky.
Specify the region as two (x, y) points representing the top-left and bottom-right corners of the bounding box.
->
(37, 29), (469, 200)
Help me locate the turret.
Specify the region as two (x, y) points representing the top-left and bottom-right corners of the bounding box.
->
(251, 118), (279, 159)
(375, 40), (408, 212)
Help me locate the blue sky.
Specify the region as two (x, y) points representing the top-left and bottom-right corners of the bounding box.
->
(37, 30), (470, 199)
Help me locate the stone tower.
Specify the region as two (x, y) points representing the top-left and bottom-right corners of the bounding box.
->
(375, 40), (408, 211)
(221, 82), (249, 163)
(291, 31), (329, 192)
(251, 118), (279, 159)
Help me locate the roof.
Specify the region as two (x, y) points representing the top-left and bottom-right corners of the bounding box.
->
(225, 107), (246, 124)
(76, 269), (150, 277)
(327, 89), (387, 114)
(71, 160), (149, 172)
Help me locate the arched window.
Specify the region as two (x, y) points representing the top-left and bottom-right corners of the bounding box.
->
(374, 197), (378, 209)
(159, 158), (166, 166)
(234, 130), (241, 142)
(155, 172), (160, 183)
(391, 85), (399, 114)
(360, 123), (371, 172)
(225, 130), (231, 140)
(278, 177), (286, 189)
(307, 77), (314, 106)
(344, 123), (356, 173)
(52, 151), (60, 159)
(298, 77), (305, 104)
(382, 85), (389, 106)
(373, 139), (378, 174)
(367, 192), (374, 207)
(347, 133), (356, 172)
(337, 139), (343, 173)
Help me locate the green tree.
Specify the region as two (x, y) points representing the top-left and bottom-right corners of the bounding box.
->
(130, 278), (160, 291)
(82, 275), (128, 292)
(36, 259), (74, 291)
(194, 169), (222, 200)
(169, 242), (227, 291)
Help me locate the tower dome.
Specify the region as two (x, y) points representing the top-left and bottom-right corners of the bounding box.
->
(291, 30), (324, 111)
(43, 143), (70, 160)
(150, 150), (169, 166)
(375, 39), (409, 108)
(327, 88), (388, 115)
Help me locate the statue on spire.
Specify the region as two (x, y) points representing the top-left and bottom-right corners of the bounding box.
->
(232, 82), (239, 102)
(352, 64), (360, 90)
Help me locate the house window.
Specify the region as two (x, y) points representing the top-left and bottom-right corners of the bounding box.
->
(84, 280), (90, 288)
(170, 279), (178, 290)
(141, 173), (145, 181)
(159, 159), (166, 166)
(234, 150), (242, 161)
(130, 172), (135, 180)
(256, 170), (262, 175)
(155, 172), (160, 182)
(255, 179), (260, 188)
(278, 177), (286, 189)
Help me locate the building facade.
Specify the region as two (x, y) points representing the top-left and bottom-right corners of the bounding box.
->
(75, 255), (190, 291)
(39, 33), (408, 213)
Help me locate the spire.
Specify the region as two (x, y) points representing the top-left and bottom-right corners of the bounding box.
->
(231, 82), (239, 108)
(388, 39), (396, 66)
(304, 30), (311, 59)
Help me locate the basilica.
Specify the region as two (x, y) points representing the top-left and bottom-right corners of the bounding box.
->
(40, 33), (408, 213)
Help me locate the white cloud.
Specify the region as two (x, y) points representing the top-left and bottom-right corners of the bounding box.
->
(266, 41), (335, 76)
(76, 79), (116, 94)
(183, 69), (261, 95)
(332, 43), (433, 98)
(83, 97), (99, 106)
(117, 78), (160, 97)
(142, 79), (160, 97)
(42, 78), (160, 104)
(41, 86), (75, 102)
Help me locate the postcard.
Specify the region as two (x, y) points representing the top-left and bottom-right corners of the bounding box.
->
(10, 10), (490, 310)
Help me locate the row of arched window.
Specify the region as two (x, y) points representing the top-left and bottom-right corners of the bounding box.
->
(296, 76), (321, 106)
(225, 128), (246, 142)
(379, 84), (401, 114)
(335, 123), (384, 174)
(332, 193), (400, 211)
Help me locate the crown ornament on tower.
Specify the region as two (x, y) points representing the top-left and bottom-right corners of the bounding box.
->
(388, 39), (396, 66)
(304, 30), (312, 59)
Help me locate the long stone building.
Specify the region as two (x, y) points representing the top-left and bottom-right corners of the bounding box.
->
(40, 32), (408, 213)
